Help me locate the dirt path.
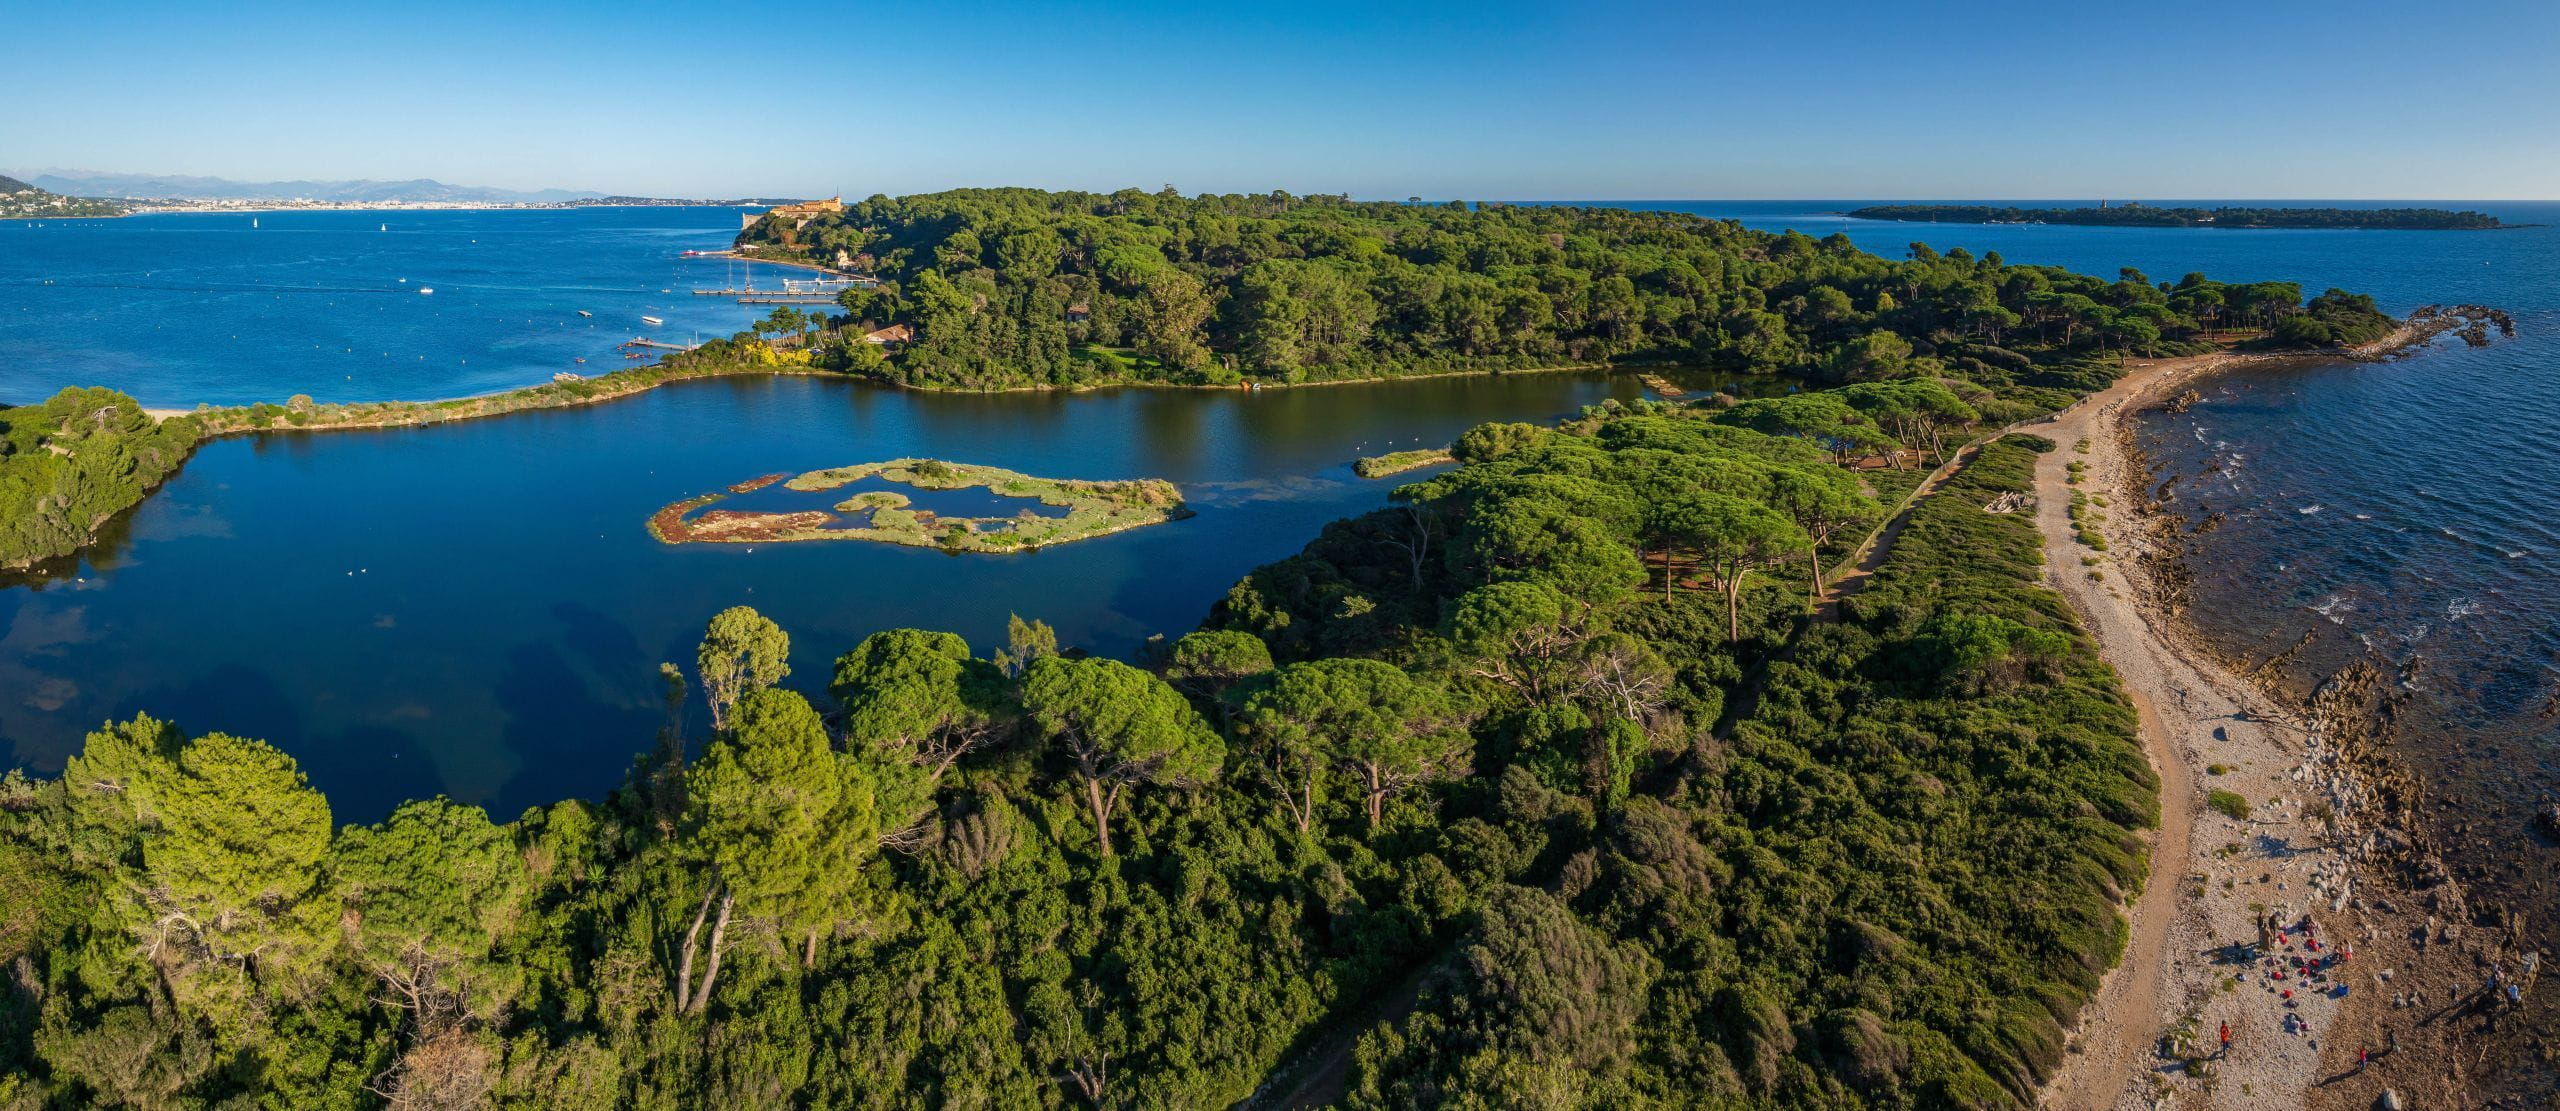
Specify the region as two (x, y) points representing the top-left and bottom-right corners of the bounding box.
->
(2030, 345), (2441, 1110)
(1818, 435), (2005, 620)
(1246, 952), (1454, 1109)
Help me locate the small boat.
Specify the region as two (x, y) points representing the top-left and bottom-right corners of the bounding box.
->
(379, 223), (387, 232)
(641, 315), (664, 326)
(574, 357), (586, 364)
(419, 287), (434, 295)
(577, 310), (592, 317)
(252, 217), (259, 228)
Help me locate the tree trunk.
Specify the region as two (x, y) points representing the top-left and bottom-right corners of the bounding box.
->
(673, 887), (714, 1011)
(1805, 549), (1823, 612)
(687, 893), (734, 1015)
(1364, 764), (1386, 831)
(1081, 773), (1115, 856)
(1297, 762), (1317, 834)
(1724, 569), (1745, 644)
(1663, 539), (1676, 601)
(1068, 1056), (1108, 1104)
(804, 929), (819, 969)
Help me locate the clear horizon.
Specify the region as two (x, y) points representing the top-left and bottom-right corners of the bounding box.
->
(6, 170), (2558, 206)
(6, 0), (2557, 200)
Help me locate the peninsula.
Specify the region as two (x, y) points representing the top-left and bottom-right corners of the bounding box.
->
(0, 176), (126, 219)
(1848, 203), (2507, 230)
(736, 188), (2414, 392)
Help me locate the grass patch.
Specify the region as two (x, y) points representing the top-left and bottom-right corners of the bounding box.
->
(2068, 490), (2109, 550)
(1859, 467), (1931, 505)
(2207, 790), (2252, 821)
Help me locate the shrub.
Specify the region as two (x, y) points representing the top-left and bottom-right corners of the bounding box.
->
(2207, 790), (2251, 821)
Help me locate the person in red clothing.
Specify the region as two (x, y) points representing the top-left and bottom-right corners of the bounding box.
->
(2218, 1020), (2232, 1058)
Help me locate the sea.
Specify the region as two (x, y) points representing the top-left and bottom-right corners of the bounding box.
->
(3, 198), (2555, 1096)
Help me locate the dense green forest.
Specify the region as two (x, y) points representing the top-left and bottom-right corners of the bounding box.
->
(736, 189), (2401, 390)
(0, 388), (202, 570)
(1848, 204), (2504, 231)
(2, 375), (2158, 1107)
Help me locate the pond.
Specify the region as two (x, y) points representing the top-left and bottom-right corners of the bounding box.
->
(1, 370), (1655, 819)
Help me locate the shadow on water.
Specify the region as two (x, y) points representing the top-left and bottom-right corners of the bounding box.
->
(486, 640), (662, 817)
(551, 600), (655, 693)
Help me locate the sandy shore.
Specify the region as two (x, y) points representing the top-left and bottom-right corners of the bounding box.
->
(2034, 336), (2495, 1110)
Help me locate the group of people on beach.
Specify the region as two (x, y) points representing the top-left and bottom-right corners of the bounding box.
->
(2218, 906), (2546, 1086)
(2224, 911), (2353, 1049)
(2223, 910), (2413, 1077)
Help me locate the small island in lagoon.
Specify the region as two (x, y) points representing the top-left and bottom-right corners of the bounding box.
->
(1352, 447), (1455, 478)
(648, 458), (1188, 552)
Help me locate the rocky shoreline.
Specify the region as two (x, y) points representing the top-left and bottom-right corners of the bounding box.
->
(2060, 319), (2541, 1109)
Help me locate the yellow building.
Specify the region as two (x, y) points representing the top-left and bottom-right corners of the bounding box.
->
(742, 196), (846, 231)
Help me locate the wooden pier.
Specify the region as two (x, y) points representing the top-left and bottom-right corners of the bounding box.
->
(620, 338), (699, 351)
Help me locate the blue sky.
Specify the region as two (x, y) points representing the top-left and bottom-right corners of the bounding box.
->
(7, 0), (2556, 199)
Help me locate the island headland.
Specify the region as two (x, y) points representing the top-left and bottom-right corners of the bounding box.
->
(1849, 204), (2512, 231)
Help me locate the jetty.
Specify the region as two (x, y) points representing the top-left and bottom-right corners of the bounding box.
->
(691, 275), (876, 305)
(620, 338), (699, 352)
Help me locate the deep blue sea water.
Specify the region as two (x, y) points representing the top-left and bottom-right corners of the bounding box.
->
(0, 206), (798, 407)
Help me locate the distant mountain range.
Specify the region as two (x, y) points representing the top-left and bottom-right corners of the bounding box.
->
(8, 170), (602, 204)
